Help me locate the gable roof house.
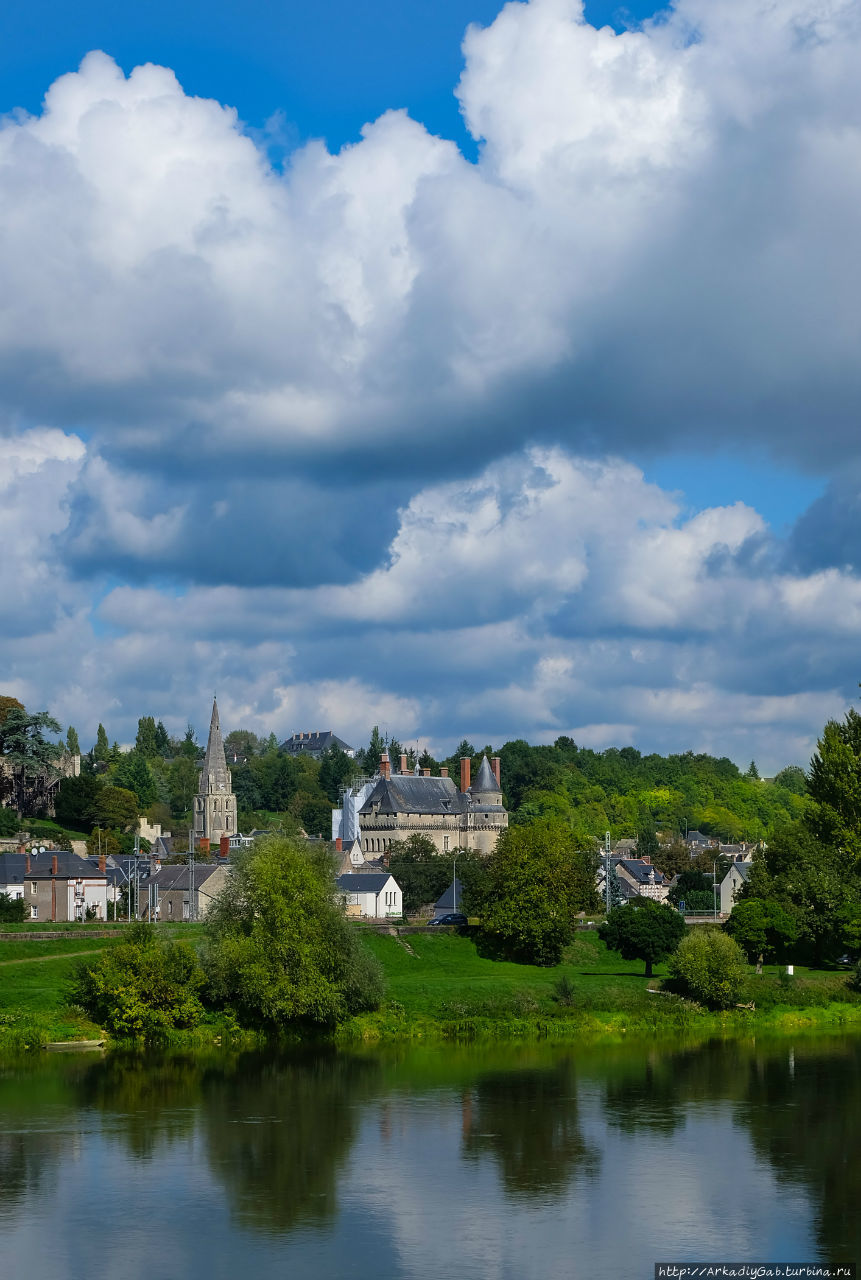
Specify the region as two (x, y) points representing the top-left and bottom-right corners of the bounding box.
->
(147, 862), (232, 922)
(358, 752), (508, 857)
(614, 858), (670, 903)
(720, 861), (752, 915)
(335, 871), (402, 919)
(0, 848), (108, 921)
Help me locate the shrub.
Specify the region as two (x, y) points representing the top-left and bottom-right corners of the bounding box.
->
(0, 808), (20, 837)
(0, 892), (27, 923)
(71, 922), (205, 1040)
(670, 929), (749, 1009)
(553, 975), (576, 1007)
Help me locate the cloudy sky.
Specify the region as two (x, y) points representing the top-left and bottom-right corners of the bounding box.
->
(2, 0), (860, 769)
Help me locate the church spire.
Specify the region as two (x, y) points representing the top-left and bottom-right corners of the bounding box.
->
(199, 696), (230, 793)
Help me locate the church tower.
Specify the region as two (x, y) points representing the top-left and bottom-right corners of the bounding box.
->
(193, 698), (236, 842)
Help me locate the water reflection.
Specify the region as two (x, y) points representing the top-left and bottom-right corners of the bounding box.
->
(462, 1058), (598, 1197)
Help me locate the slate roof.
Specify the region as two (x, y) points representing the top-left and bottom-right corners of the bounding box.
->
(683, 830), (714, 847)
(0, 850), (107, 882)
(618, 859), (665, 885)
(471, 755), (500, 794)
(281, 730), (354, 756)
(435, 879), (463, 910)
(148, 865), (224, 892)
(200, 698), (231, 792)
(360, 774), (467, 817)
(337, 873), (396, 893)
(725, 862), (752, 881)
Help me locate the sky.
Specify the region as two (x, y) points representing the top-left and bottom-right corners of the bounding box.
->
(2, 0), (861, 771)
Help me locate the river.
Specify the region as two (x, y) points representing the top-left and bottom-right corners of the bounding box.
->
(0, 1035), (858, 1279)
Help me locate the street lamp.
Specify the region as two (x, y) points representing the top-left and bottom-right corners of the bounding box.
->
(713, 859), (718, 921)
(452, 852), (458, 914)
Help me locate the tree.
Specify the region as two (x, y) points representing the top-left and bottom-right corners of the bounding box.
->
(724, 898), (798, 972)
(66, 726), (80, 756)
(600, 899), (686, 977)
(318, 747), (355, 804)
(94, 785), (139, 831)
(477, 820), (599, 965)
(387, 835), (454, 915)
(0, 892), (26, 922)
(179, 725), (200, 759)
(224, 729), (261, 761)
(0, 708), (62, 772)
(360, 726), (386, 774)
(654, 837), (691, 879)
(204, 837), (384, 1028)
(0, 694), (24, 727)
(807, 706), (861, 859)
(170, 756), (199, 820)
(670, 930), (748, 1009)
(112, 752), (158, 810)
(54, 773), (105, 831)
(0, 808), (19, 837)
(668, 869), (710, 907)
(746, 760), (760, 781)
(635, 824), (659, 862)
(154, 720), (170, 755)
(773, 764), (808, 796)
(93, 723), (110, 762)
(135, 716), (158, 758)
(72, 923), (205, 1040)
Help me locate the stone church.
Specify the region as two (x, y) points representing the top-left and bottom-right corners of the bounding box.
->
(357, 751), (508, 858)
(193, 698), (236, 843)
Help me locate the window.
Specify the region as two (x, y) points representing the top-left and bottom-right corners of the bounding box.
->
(30, 905), (38, 920)
(443, 835), (450, 852)
(31, 881), (37, 894)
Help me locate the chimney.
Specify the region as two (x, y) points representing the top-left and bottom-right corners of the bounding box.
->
(98, 855), (106, 873)
(335, 837), (343, 852)
(17, 842), (26, 855)
(399, 753), (408, 775)
(422, 768), (431, 777)
(380, 750), (391, 780)
(460, 757), (471, 793)
(25, 852), (30, 874)
(51, 855), (58, 875)
(219, 835), (230, 858)
(199, 837), (210, 855)
(440, 766), (448, 778)
(492, 756), (501, 787)
(641, 855), (650, 865)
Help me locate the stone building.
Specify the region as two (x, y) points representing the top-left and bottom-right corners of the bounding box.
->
(193, 699), (236, 844)
(358, 751), (508, 858)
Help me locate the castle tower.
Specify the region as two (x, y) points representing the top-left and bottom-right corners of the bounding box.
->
(193, 698), (236, 842)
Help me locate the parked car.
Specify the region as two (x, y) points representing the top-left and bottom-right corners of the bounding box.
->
(428, 913), (468, 927)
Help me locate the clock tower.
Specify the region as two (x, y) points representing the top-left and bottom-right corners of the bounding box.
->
(193, 697), (236, 842)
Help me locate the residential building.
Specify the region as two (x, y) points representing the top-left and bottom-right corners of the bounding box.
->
(0, 849), (108, 921)
(336, 871), (402, 919)
(147, 862), (232, 922)
(358, 752), (508, 857)
(281, 730), (355, 760)
(615, 857), (670, 902)
(720, 861), (752, 915)
(193, 698), (237, 844)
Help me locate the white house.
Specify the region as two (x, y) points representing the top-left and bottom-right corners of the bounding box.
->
(336, 872), (402, 919)
(720, 861), (752, 914)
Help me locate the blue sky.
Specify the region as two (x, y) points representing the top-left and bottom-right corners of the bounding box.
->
(1, 0), (859, 770)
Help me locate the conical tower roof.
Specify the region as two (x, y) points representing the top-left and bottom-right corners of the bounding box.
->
(472, 754), (499, 793)
(199, 697), (231, 794)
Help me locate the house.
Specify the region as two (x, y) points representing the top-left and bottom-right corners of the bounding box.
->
(615, 858), (670, 903)
(720, 861), (752, 914)
(433, 878), (464, 919)
(281, 730), (355, 761)
(146, 862), (232, 922)
(684, 830), (717, 851)
(358, 752), (507, 857)
(611, 838), (638, 857)
(0, 848), (108, 921)
(336, 871), (402, 919)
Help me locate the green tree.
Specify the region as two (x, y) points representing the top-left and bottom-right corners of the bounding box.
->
(386, 835), (465, 915)
(360, 726), (386, 774)
(0, 892), (27, 922)
(807, 706), (861, 859)
(635, 823), (659, 862)
(224, 729), (261, 761)
(0, 808), (20, 837)
(477, 820), (599, 965)
(318, 747), (355, 804)
(654, 837), (691, 879)
(773, 764), (808, 796)
(94, 785), (139, 831)
(135, 716), (158, 758)
(72, 923), (205, 1040)
(170, 756), (199, 820)
(600, 899), (686, 977)
(746, 760), (760, 781)
(724, 898), (799, 971)
(204, 837), (384, 1028)
(112, 752), (158, 810)
(0, 708), (62, 772)
(670, 929), (748, 1009)
(54, 773), (105, 831)
(154, 720), (170, 754)
(93, 723), (110, 762)
(66, 726), (80, 756)
(179, 725), (200, 759)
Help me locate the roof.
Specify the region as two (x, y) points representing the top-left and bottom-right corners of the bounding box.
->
(683, 830), (713, 846)
(148, 864), (225, 892)
(0, 850), (107, 882)
(470, 755), (499, 795)
(199, 698), (231, 793)
(360, 775), (467, 817)
(618, 859), (665, 884)
(337, 873), (396, 893)
(281, 730), (354, 755)
(435, 878), (463, 910)
(723, 862), (752, 882)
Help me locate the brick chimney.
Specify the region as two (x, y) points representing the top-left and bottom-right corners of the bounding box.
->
(440, 766), (448, 778)
(491, 756), (501, 787)
(199, 837), (210, 855)
(380, 750), (391, 780)
(399, 753), (408, 775)
(98, 855), (106, 873)
(335, 837), (342, 852)
(51, 855), (58, 875)
(17, 842), (26, 855)
(421, 768), (431, 777)
(460, 757), (471, 793)
(25, 852), (30, 874)
(219, 835), (230, 858)
(641, 855), (651, 865)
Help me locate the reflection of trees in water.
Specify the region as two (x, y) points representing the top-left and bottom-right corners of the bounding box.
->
(201, 1051), (381, 1235)
(462, 1058), (598, 1198)
(601, 1041), (752, 1135)
(0, 1131), (60, 1210)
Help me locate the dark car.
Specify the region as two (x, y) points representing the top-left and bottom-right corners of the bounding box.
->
(428, 912), (468, 927)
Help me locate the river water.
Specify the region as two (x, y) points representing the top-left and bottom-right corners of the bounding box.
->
(0, 1035), (858, 1279)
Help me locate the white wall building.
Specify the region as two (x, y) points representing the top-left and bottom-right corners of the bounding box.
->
(336, 872), (402, 919)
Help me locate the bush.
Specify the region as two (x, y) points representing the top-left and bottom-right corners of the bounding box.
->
(0, 892), (27, 923)
(71, 922), (205, 1040)
(0, 808), (20, 837)
(670, 929), (749, 1009)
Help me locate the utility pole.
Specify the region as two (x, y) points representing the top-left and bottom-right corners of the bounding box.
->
(188, 826), (195, 923)
(133, 834), (140, 920)
(452, 852), (458, 914)
(604, 831), (612, 914)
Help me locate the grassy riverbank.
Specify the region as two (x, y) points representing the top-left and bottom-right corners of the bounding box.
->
(2, 925), (860, 1052)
